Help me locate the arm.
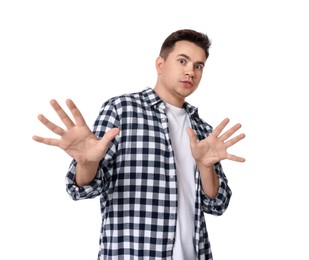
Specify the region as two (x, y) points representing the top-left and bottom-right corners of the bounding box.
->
(197, 163), (219, 199)
(187, 119), (245, 205)
(199, 162), (232, 215)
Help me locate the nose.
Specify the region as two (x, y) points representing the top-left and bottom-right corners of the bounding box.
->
(185, 64), (195, 78)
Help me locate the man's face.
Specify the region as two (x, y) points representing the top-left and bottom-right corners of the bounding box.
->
(156, 40), (207, 106)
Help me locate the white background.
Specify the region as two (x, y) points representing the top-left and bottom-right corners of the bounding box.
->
(1, 0), (308, 259)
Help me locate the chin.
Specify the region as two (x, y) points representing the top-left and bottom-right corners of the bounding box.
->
(182, 87), (197, 95)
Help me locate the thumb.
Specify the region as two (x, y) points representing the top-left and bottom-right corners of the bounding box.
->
(100, 128), (120, 147)
(104, 128), (120, 141)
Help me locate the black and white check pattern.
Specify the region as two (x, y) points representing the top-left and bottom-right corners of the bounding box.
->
(66, 87), (232, 260)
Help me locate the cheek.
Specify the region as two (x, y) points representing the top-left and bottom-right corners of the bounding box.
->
(195, 71), (203, 81)
(163, 67), (178, 80)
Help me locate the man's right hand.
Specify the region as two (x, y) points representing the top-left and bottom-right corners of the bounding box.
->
(32, 99), (119, 185)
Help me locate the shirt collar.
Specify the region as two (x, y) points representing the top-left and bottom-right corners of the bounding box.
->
(183, 101), (198, 116)
(141, 87), (198, 116)
(141, 87), (163, 107)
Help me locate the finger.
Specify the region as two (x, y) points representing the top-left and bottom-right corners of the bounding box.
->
(212, 118), (230, 137)
(224, 133), (246, 148)
(186, 128), (198, 146)
(65, 99), (87, 126)
(50, 99), (75, 129)
(219, 123), (242, 142)
(37, 114), (65, 136)
(32, 135), (60, 146)
(227, 153), (246, 162)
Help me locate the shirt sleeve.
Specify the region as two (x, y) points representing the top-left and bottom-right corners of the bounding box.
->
(200, 162), (232, 216)
(65, 160), (106, 200)
(65, 100), (120, 200)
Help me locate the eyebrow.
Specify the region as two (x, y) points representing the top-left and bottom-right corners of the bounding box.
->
(178, 54), (205, 67)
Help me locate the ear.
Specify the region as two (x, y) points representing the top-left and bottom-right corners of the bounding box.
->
(155, 56), (164, 74)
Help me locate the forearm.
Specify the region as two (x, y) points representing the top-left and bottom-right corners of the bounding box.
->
(66, 160), (105, 200)
(199, 162), (232, 215)
(198, 163), (219, 199)
(75, 161), (100, 186)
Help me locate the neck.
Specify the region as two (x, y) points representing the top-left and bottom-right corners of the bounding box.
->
(153, 85), (184, 108)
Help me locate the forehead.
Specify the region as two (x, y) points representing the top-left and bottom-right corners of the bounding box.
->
(170, 40), (206, 62)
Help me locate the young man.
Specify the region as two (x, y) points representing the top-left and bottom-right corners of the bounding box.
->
(33, 29), (245, 259)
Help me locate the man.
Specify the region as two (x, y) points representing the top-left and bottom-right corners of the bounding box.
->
(33, 29), (245, 259)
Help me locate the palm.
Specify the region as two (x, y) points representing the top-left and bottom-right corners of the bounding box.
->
(58, 124), (103, 163)
(187, 118), (245, 166)
(192, 134), (229, 165)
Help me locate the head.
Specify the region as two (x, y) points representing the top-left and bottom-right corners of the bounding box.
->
(154, 29), (211, 107)
(159, 29), (211, 61)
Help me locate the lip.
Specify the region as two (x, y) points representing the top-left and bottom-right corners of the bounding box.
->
(181, 80), (193, 88)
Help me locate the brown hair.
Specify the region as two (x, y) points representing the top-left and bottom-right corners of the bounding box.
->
(159, 29), (211, 60)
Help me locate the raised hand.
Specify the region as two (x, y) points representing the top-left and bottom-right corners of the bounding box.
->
(32, 99), (120, 164)
(186, 118), (245, 167)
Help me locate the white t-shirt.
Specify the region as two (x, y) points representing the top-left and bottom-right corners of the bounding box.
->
(165, 103), (196, 260)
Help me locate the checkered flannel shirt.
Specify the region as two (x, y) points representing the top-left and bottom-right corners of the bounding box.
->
(66, 87), (232, 260)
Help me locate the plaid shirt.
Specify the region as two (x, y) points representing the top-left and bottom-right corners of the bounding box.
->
(66, 87), (232, 260)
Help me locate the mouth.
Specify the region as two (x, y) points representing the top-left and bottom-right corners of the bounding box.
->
(181, 80), (193, 88)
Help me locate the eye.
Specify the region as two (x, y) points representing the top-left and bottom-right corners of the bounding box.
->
(178, 58), (187, 65)
(194, 64), (204, 70)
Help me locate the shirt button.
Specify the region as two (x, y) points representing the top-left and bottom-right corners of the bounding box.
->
(161, 118), (168, 122)
(171, 207), (176, 213)
(169, 234), (174, 240)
